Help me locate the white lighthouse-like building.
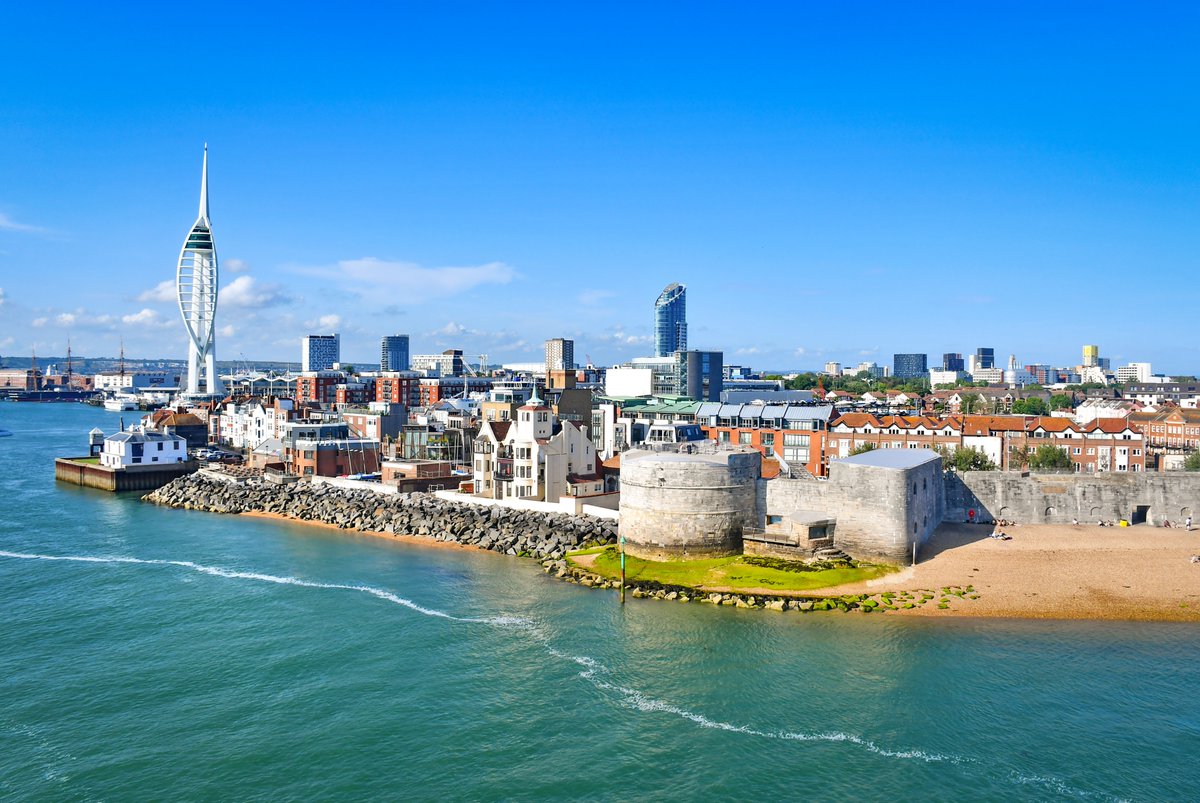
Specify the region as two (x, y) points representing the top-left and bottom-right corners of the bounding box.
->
(176, 145), (223, 397)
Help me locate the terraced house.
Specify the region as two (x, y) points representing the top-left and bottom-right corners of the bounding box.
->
(825, 414), (1145, 473)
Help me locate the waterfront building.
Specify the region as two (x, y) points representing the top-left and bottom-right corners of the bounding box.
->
(94, 371), (182, 392)
(302, 335), (340, 372)
(0, 368), (43, 391)
(99, 428), (187, 469)
(892, 353), (928, 379)
(381, 335), (410, 372)
(176, 146), (223, 397)
(472, 395), (601, 503)
(653, 283), (687, 357)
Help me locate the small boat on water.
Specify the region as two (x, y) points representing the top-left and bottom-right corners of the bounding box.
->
(0, 427), (12, 437)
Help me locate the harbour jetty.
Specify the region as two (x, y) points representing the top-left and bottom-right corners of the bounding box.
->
(144, 473), (618, 559)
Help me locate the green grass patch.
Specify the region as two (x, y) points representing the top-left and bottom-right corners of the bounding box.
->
(68, 456), (101, 465)
(578, 546), (896, 594)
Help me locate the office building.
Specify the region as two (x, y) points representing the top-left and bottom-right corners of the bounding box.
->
(653, 283), (687, 357)
(381, 335), (410, 372)
(1083, 344), (1100, 367)
(893, 353), (928, 379)
(975, 347), (995, 370)
(942, 353), (964, 372)
(302, 335), (340, 372)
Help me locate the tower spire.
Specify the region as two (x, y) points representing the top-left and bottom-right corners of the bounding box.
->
(199, 143), (209, 221)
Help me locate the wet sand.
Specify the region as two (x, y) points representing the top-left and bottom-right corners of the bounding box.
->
(824, 522), (1200, 621)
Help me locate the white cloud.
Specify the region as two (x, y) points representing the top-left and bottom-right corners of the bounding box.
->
(0, 212), (45, 234)
(56, 312), (76, 326)
(32, 317), (47, 328)
(121, 308), (171, 327)
(138, 280), (176, 303)
(305, 258), (516, 303)
(222, 276), (290, 309)
(317, 314), (341, 330)
(218, 325), (235, 338)
(737, 347), (762, 356)
(224, 258), (249, 273)
(0, 286), (5, 306)
(0, 336), (12, 349)
(792, 347), (806, 357)
(437, 321), (467, 336)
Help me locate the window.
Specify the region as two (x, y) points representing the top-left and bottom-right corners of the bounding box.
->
(761, 433), (775, 448)
(739, 432), (753, 445)
(783, 433), (809, 447)
(719, 431), (730, 443)
(1072, 447), (1081, 455)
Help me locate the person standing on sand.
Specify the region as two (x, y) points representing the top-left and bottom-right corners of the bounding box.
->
(1187, 516), (1193, 532)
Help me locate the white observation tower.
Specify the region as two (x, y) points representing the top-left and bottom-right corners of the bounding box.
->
(176, 145), (223, 396)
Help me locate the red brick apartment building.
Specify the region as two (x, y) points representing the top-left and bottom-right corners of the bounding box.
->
(825, 414), (1144, 473)
(1128, 408), (1200, 451)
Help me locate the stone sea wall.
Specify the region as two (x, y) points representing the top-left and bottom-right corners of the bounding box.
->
(144, 474), (617, 560)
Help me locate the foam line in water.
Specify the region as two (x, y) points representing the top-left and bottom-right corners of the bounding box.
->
(0, 550), (527, 627)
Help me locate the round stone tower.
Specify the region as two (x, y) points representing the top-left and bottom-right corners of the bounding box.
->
(619, 448), (761, 560)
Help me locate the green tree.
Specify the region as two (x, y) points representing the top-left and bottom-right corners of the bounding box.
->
(1184, 451), (1200, 472)
(1028, 444), (1072, 471)
(935, 445), (997, 472)
(850, 442), (878, 456)
(959, 393), (983, 414)
(1048, 393), (1073, 411)
(1012, 397), (1049, 416)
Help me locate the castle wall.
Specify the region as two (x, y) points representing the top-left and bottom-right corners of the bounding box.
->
(945, 471), (1200, 525)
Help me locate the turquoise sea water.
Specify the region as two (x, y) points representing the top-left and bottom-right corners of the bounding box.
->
(1, 403), (1198, 801)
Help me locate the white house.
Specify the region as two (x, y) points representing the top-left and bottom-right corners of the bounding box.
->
(473, 396), (600, 503)
(100, 428), (187, 468)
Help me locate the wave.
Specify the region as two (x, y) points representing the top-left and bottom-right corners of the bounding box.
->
(0, 550), (527, 627)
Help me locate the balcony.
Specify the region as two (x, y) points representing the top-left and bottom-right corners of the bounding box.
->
(495, 458), (514, 481)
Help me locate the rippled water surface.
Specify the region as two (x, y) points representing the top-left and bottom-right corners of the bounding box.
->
(1, 403), (1198, 801)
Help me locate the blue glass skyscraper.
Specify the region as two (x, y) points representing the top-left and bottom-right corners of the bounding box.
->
(654, 283), (687, 357)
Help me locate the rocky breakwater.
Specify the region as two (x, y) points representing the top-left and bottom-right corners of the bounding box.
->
(144, 474), (617, 560)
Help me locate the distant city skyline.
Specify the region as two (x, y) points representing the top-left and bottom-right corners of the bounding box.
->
(1, 4), (1198, 372)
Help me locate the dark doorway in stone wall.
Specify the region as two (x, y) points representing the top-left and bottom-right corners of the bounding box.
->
(1132, 505), (1150, 525)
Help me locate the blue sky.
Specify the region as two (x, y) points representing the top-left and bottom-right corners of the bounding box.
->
(0, 2), (1197, 372)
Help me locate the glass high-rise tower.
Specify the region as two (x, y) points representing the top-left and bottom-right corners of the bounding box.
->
(654, 283), (687, 358)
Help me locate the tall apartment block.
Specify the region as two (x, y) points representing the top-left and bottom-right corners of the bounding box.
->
(381, 335), (410, 372)
(302, 334), (340, 372)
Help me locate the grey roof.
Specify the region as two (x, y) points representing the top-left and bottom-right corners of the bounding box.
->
(835, 448), (941, 470)
(105, 429), (182, 444)
(694, 402), (833, 420)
